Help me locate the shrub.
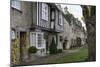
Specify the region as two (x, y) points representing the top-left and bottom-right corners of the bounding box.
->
(49, 37), (57, 54)
(57, 49), (63, 53)
(28, 46), (37, 54)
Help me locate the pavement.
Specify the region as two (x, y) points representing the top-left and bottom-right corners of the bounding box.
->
(29, 47), (80, 65)
(17, 47), (81, 66)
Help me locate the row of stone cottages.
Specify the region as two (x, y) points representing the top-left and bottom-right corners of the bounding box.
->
(10, 1), (86, 64)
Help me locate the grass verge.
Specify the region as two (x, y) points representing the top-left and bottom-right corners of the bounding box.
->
(48, 47), (88, 64)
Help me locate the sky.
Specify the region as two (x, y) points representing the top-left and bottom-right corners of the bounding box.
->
(61, 4), (86, 30)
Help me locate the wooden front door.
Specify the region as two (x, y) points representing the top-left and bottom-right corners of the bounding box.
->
(20, 32), (27, 61)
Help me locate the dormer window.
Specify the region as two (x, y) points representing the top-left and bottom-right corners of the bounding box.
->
(11, 0), (21, 11)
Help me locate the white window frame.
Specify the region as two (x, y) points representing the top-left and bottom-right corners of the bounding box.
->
(59, 13), (63, 26)
(30, 32), (46, 49)
(37, 33), (43, 48)
(42, 3), (48, 21)
(11, 0), (21, 11)
(30, 32), (37, 47)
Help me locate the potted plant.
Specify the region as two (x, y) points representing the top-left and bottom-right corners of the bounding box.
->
(28, 46), (37, 60)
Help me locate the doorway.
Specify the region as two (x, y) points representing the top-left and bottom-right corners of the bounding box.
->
(20, 32), (27, 61)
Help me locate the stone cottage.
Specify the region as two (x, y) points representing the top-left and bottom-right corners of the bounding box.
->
(11, 1), (64, 64)
(61, 11), (86, 49)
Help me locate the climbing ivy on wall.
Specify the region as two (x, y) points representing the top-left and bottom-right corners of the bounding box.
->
(11, 37), (20, 64)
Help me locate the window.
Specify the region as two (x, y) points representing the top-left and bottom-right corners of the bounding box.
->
(30, 33), (36, 46)
(51, 11), (55, 20)
(42, 3), (48, 21)
(51, 21), (54, 29)
(30, 32), (45, 49)
(58, 12), (63, 26)
(11, 0), (21, 10)
(37, 34), (42, 47)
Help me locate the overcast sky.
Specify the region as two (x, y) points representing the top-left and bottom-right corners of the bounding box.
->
(61, 4), (86, 30)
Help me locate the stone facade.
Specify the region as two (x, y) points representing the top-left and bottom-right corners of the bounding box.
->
(60, 18), (72, 49)
(11, 1), (64, 64)
(11, 1), (33, 64)
(61, 12), (87, 49)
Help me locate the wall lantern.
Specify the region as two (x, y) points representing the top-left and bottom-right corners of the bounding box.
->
(11, 30), (16, 40)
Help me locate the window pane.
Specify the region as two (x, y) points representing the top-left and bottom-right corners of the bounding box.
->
(11, 1), (21, 10)
(51, 11), (55, 20)
(38, 34), (42, 47)
(51, 21), (54, 29)
(58, 13), (63, 26)
(42, 3), (48, 21)
(30, 33), (36, 46)
(32, 33), (36, 45)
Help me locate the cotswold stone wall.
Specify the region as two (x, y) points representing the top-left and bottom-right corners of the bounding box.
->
(11, 1), (33, 64)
